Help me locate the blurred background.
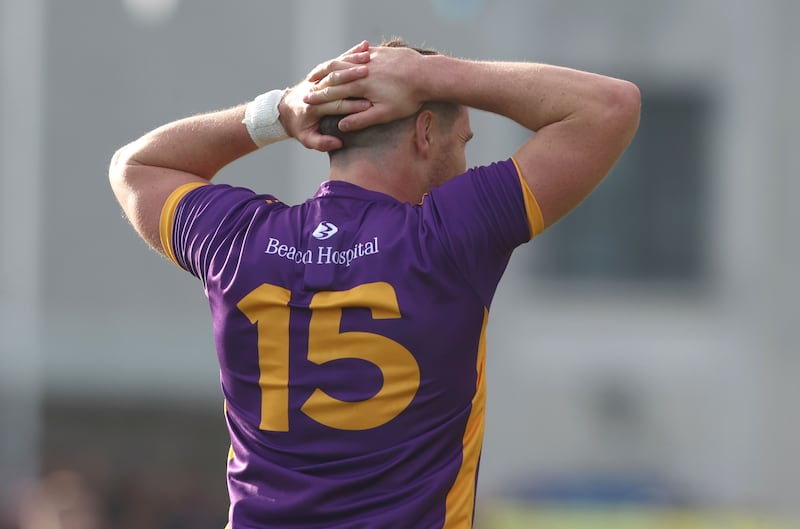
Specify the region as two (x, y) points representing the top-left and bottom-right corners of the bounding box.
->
(1, 0), (798, 527)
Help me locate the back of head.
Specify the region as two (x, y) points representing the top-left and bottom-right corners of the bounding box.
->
(319, 38), (459, 162)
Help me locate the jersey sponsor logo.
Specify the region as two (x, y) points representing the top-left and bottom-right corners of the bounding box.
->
(265, 236), (380, 267)
(316, 237), (379, 267)
(264, 238), (313, 264)
(312, 221), (338, 240)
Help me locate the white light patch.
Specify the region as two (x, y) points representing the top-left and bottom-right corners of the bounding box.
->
(122, 0), (180, 28)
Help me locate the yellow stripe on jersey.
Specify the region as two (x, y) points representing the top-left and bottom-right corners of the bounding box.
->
(224, 400), (236, 461)
(443, 308), (489, 529)
(159, 182), (208, 266)
(510, 157), (545, 238)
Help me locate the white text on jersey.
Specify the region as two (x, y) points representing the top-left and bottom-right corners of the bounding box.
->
(265, 237), (380, 267)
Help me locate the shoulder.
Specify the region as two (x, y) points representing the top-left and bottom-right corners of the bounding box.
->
(424, 159), (544, 238)
(160, 183), (285, 267)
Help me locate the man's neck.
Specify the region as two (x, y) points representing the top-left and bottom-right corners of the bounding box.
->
(327, 156), (425, 204)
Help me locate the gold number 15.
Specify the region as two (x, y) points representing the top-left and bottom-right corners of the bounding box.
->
(237, 282), (420, 432)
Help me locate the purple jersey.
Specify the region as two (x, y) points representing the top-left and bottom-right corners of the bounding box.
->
(159, 159), (543, 529)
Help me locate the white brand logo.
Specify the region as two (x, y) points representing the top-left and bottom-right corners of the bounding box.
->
(312, 221), (338, 240)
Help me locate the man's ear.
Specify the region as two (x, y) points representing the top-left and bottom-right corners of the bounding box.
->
(413, 110), (435, 158)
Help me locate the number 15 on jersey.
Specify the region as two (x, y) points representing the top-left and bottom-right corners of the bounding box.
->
(237, 282), (421, 432)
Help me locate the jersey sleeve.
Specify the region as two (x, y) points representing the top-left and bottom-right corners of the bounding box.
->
(159, 183), (280, 283)
(422, 158), (544, 306)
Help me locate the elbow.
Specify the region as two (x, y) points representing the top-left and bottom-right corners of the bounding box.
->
(619, 80), (642, 129)
(605, 79), (642, 142)
(108, 141), (144, 212)
(108, 146), (125, 190)
(108, 142), (137, 191)
(108, 146), (125, 181)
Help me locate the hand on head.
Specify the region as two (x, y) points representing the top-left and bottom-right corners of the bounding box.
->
(280, 41), (373, 151)
(283, 40), (430, 152)
(306, 42), (428, 133)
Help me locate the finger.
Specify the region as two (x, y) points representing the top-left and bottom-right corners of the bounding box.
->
(306, 41), (369, 83)
(307, 63), (326, 83)
(311, 98), (371, 117)
(339, 51), (371, 65)
(307, 60), (336, 83)
(315, 65), (368, 90)
(307, 56), (368, 83)
(302, 132), (344, 152)
(304, 82), (366, 104)
(340, 40), (369, 57)
(338, 107), (394, 132)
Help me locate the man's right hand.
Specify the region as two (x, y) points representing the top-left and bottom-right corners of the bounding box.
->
(303, 44), (429, 133)
(279, 41), (375, 152)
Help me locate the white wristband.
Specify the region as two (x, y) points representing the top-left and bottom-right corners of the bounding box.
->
(242, 89), (290, 148)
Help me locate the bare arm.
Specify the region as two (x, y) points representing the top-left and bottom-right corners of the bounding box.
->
(309, 47), (641, 228)
(109, 42), (374, 253)
(432, 58), (641, 228)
